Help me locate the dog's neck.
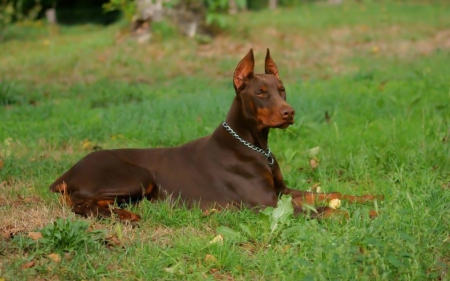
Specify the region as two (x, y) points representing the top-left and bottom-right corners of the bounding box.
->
(223, 97), (269, 151)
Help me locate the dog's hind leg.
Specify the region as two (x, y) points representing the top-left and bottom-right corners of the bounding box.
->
(50, 154), (158, 221)
(70, 198), (142, 221)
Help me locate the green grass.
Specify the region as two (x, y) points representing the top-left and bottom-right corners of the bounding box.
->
(1, 1), (450, 280)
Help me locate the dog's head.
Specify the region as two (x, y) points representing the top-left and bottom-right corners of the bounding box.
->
(233, 49), (295, 129)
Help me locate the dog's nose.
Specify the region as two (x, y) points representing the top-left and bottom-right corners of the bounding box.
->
(280, 106), (295, 119)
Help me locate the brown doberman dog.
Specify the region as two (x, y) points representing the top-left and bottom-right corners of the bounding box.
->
(50, 49), (381, 221)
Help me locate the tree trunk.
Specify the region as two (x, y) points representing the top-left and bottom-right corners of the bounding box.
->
(131, 0), (165, 43)
(45, 8), (57, 25)
(229, 0), (238, 15)
(269, 0), (277, 10)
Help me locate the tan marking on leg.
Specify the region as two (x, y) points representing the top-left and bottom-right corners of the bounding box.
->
(144, 183), (154, 196)
(54, 182), (73, 207)
(292, 193), (315, 207)
(113, 209), (141, 222)
(53, 182), (67, 193)
(315, 192), (342, 203)
(97, 199), (115, 207)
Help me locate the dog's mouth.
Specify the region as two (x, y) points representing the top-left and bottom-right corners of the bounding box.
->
(274, 119), (294, 129)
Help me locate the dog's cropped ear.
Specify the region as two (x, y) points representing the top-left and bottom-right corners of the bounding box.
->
(265, 48), (280, 80)
(233, 49), (255, 91)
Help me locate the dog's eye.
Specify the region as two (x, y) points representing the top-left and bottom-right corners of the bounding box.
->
(280, 87), (285, 92)
(256, 91), (266, 97)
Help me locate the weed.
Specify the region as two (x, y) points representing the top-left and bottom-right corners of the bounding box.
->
(15, 218), (105, 254)
(217, 195), (298, 246)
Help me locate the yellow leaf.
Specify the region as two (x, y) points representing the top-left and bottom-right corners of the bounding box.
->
(329, 199), (341, 209)
(110, 134), (125, 140)
(21, 261), (36, 269)
(204, 254), (218, 264)
(309, 158), (319, 169)
(202, 208), (219, 216)
(28, 232), (43, 240)
(209, 234), (224, 245)
(82, 139), (93, 150)
(4, 138), (12, 146)
(47, 253), (61, 263)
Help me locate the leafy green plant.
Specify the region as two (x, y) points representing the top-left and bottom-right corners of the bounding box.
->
(258, 195), (294, 243)
(217, 195), (308, 246)
(0, 1), (15, 27)
(0, 0), (42, 29)
(102, 0), (136, 21)
(204, 0), (246, 29)
(19, 218), (105, 253)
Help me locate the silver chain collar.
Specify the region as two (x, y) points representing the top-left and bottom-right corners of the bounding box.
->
(222, 121), (274, 165)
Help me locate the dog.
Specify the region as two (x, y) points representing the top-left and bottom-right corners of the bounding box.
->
(50, 49), (381, 221)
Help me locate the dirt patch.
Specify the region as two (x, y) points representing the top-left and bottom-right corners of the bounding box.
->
(0, 198), (67, 239)
(196, 25), (449, 79)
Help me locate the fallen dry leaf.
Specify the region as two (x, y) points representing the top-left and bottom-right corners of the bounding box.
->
(104, 235), (122, 247)
(209, 268), (219, 273)
(0, 158), (3, 169)
(47, 253), (62, 263)
(28, 232), (43, 241)
(209, 235), (224, 245)
(309, 158), (319, 169)
(369, 210), (379, 219)
(10, 201), (23, 207)
(372, 45), (380, 53)
(4, 138), (12, 146)
(202, 208), (219, 216)
(21, 261), (36, 269)
(328, 198), (341, 209)
(204, 254), (218, 264)
(311, 183), (322, 193)
(82, 139), (93, 150)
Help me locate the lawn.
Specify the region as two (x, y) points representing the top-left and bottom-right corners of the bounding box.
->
(1, 1), (449, 280)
